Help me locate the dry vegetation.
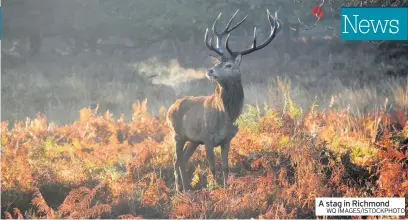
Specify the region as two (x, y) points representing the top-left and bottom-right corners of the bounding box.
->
(2, 30), (408, 219)
(2, 78), (408, 218)
(2, 1), (408, 218)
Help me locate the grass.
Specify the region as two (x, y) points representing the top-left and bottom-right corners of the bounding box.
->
(2, 85), (408, 218)
(3, 37), (408, 125)
(1, 37), (408, 218)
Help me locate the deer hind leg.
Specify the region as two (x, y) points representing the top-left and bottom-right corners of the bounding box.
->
(173, 135), (186, 192)
(181, 141), (200, 190)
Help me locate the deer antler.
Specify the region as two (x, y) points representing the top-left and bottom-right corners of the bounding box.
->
(204, 9), (248, 57)
(226, 9), (281, 57)
(205, 9), (281, 59)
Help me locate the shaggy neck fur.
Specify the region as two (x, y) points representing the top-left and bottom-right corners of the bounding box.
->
(214, 75), (244, 122)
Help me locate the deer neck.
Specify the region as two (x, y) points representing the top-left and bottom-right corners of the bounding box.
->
(214, 75), (244, 122)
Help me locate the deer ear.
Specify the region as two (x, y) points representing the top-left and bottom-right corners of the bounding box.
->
(234, 54), (242, 65)
(208, 54), (221, 65)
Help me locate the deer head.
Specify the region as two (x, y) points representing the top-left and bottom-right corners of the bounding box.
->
(204, 9), (282, 84)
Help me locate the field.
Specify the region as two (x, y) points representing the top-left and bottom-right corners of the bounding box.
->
(2, 2), (408, 217)
(2, 80), (408, 218)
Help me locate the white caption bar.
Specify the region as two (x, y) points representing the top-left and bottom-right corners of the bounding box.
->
(316, 197), (405, 216)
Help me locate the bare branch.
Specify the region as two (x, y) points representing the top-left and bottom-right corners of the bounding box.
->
(297, 0), (325, 31)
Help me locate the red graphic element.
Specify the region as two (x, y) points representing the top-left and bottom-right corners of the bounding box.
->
(312, 6), (323, 18)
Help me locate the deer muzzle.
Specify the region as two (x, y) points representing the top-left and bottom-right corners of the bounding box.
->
(206, 68), (217, 80)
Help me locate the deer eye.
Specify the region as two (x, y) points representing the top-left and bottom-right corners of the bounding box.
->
(225, 64), (232, 68)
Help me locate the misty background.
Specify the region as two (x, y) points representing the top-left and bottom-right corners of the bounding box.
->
(2, 0), (408, 125)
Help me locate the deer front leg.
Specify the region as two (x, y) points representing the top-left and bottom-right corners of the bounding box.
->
(173, 136), (186, 192)
(204, 143), (216, 181)
(221, 141), (230, 188)
(181, 141), (200, 191)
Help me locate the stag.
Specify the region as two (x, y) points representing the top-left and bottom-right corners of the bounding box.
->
(167, 9), (281, 192)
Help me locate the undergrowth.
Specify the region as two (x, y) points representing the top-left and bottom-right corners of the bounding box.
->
(1, 96), (407, 219)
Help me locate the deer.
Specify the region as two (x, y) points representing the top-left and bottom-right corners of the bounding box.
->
(166, 8), (282, 192)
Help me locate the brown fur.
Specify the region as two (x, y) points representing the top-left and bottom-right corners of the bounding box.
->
(167, 65), (244, 191)
(167, 75), (243, 145)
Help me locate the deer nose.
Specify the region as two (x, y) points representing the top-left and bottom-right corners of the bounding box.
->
(207, 69), (214, 76)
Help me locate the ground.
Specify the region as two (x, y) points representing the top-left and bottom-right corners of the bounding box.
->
(2, 92), (407, 218)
